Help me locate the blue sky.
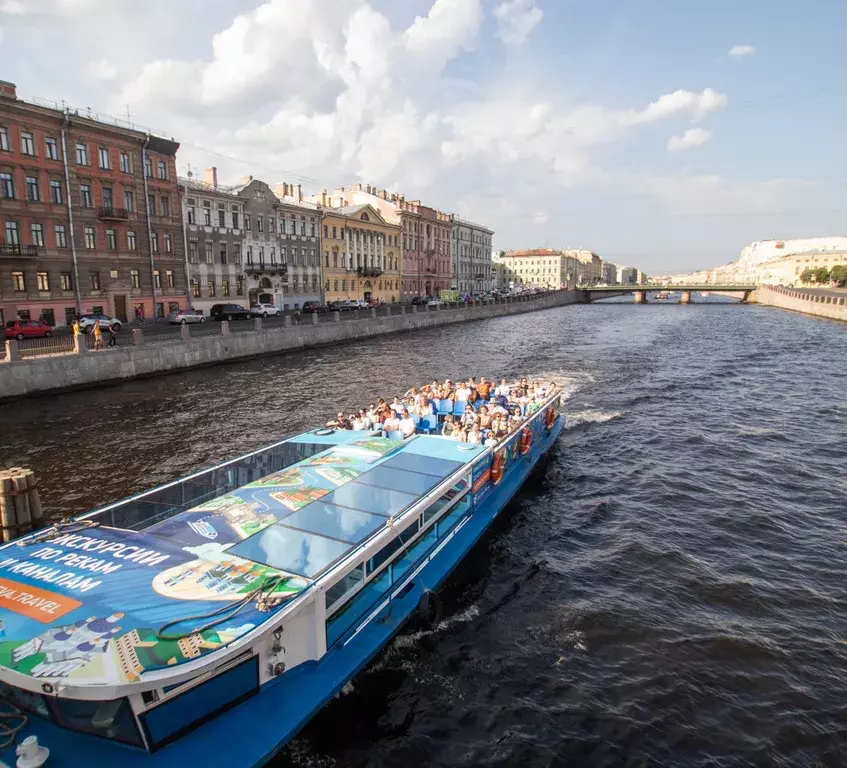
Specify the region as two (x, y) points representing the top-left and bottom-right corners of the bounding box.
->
(0, 0), (844, 274)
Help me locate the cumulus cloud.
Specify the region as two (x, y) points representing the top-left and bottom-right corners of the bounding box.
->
(729, 44), (755, 57)
(627, 88), (727, 125)
(667, 127), (712, 152)
(88, 58), (117, 81)
(493, 0), (543, 46)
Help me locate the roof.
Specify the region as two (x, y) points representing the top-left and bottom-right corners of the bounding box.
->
(0, 432), (476, 688)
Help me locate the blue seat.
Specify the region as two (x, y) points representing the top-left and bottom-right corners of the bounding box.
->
(387, 430), (404, 441)
(438, 400), (453, 415)
(411, 414), (421, 427)
(422, 414), (438, 433)
(453, 401), (466, 417)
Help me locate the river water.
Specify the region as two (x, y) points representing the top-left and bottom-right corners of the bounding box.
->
(1, 301), (845, 766)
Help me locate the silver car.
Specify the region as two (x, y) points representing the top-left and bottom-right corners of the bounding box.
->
(167, 309), (206, 324)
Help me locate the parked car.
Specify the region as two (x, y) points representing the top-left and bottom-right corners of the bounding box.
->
(4, 319), (54, 340)
(411, 296), (426, 305)
(167, 309), (206, 325)
(210, 303), (251, 321)
(78, 314), (121, 333)
(250, 302), (281, 317)
(329, 300), (356, 312)
(351, 299), (370, 310)
(427, 298), (443, 307)
(301, 301), (328, 314)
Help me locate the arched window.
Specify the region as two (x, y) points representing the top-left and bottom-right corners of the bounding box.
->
(360, 212), (370, 222)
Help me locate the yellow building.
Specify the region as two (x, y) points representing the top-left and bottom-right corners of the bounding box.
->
(320, 204), (402, 304)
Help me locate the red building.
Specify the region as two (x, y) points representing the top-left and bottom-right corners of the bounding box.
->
(0, 80), (186, 327)
(398, 200), (452, 300)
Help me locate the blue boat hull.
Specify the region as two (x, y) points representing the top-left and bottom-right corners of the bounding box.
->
(5, 416), (564, 767)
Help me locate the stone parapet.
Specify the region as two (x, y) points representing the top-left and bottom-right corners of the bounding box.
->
(751, 286), (847, 322)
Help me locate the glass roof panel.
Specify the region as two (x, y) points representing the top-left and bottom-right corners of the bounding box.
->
(228, 524), (351, 578)
(355, 465), (443, 496)
(282, 502), (386, 544)
(380, 452), (463, 477)
(322, 483), (417, 517)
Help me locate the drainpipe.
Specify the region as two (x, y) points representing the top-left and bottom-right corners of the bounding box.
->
(179, 184), (192, 310)
(60, 114), (83, 315)
(141, 137), (158, 320)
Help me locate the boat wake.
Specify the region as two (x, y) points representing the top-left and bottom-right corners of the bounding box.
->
(565, 409), (624, 429)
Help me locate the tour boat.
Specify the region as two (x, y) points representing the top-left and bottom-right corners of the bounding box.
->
(0, 389), (564, 767)
(654, 290), (671, 301)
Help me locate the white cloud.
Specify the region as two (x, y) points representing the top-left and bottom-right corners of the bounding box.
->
(532, 211), (548, 225)
(88, 58), (117, 81)
(626, 88), (727, 125)
(493, 0), (543, 46)
(0, 0), (25, 14)
(729, 44), (755, 57)
(667, 127), (712, 152)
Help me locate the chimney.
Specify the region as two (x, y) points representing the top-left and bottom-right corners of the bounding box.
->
(0, 81), (17, 100)
(239, 175), (253, 185)
(295, 184), (302, 202)
(203, 167), (218, 189)
(321, 189), (327, 207)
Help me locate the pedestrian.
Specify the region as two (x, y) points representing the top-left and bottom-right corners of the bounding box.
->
(108, 319), (119, 347)
(72, 317), (81, 337)
(294, 308), (301, 325)
(92, 321), (104, 350)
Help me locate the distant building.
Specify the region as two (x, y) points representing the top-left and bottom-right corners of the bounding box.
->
(452, 218), (494, 294)
(499, 249), (579, 289)
(756, 250), (847, 285)
(617, 266), (638, 284)
(563, 249), (603, 284)
(600, 260), (618, 284)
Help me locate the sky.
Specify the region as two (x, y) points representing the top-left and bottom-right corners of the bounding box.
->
(1, 0), (845, 274)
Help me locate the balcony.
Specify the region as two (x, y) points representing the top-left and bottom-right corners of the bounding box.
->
(422, 266), (437, 275)
(474, 272), (486, 279)
(244, 262), (288, 277)
(357, 266), (383, 278)
(98, 207), (130, 221)
(0, 244), (39, 257)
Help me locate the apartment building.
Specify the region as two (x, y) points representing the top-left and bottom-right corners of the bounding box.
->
(452, 218), (494, 294)
(0, 80), (185, 327)
(499, 249), (580, 289)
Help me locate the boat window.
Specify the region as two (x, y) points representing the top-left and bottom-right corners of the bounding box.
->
(326, 564), (365, 610)
(49, 697), (143, 746)
(321, 483), (416, 517)
(354, 465), (444, 496)
(283, 502), (386, 544)
(0, 682), (50, 721)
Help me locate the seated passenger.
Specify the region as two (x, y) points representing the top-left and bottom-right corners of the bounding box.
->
(418, 397), (434, 416)
(478, 405), (492, 429)
(390, 396), (404, 413)
(467, 424), (482, 444)
(461, 404), (477, 428)
(398, 409), (416, 439)
(477, 376), (491, 400)
(441, 414), (455, 436)
(495, 377), (511, 397)
(383, 412), (401, 434)
(455, 381), (472, 401)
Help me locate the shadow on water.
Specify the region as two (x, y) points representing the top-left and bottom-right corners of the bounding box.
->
(1, 302), (845, 767)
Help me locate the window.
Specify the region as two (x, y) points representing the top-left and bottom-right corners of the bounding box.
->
(80, 184), (92, 207)
(188, 242), (198, 263)
(76, 143), (88, 165)
(25, 176), (38, 201)
(90, 271), (101, 290)
(191, 279), (200, 298)
(144, 157), (152, 177)
(270, 247), (276, 265)
(257, 215), (264, 232)
(221, 279), (230, 296)
(246, 245), (253, 264)
(50, 180), (62, 203)
(0, 126), (7, 151)
(131, 270), (140, 288)
(324, 251), (329, 267)
(60, 272), (72, 291)
(207, 279), (216, 297)
(160, 196), (169, 217)
(12, 272), (25, 292)
(123, 190), (133, 211)
(220, 244), (227, 264)
(106, 229), (117, 250)
(311, 220), (316, 236)
(333, 279), (338, 291)
(332, 226), (337, 239)
(102, 187), (113, 209)
(98, 147), (110, 169)
(147, 194), (155, 215)
(54, 225), (67, 248)
(119, 151), (130, 173)
(187, 206), (196, 224)
(205, 243), (213, 263)
(300, 217), (305, 235)
(36, 272), (49, 291)
(45, 137), (58, 160)
(218, 209), (225, 227)
(20, 131), (35, 156)
(233, 242), (242, 264)
(31, 223), (44, 247)
(323, 225), (328, 238)
(150, 232), (158, 252)
(0, 172), (14, 198)
(127, 230), (137, 250)
(157, 160), (166, 179)
(84, 226), (95, 249)
(232, 211), (239, 229)
(203, 207), (211, 226)
(165, 270), (174, 288)
(236, 276), (244, 295)
(269, 217), (275, 234)
(164, 232), (172, 253)
(245, 214), (251, 231)
(153, 270), (161, 289)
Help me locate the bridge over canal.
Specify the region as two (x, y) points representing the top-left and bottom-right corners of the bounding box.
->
(577, 285), (756, 304)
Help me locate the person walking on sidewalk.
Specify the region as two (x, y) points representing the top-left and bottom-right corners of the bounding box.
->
(108, 319), (119, 347)
(72, 317), (81, 337)
(92, 321), (104, 350)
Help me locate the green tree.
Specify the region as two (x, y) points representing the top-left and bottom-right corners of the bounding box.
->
(829, 264), (847, 287)
(800, 268), (815, 284)
(814, 267), (830, 284)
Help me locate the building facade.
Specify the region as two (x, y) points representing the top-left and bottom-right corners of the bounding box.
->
(0, 81), (186, 327)
(562, 249), (602, 284)
(617, 266), (638, 284)
(499, 249), (579, 289)
(451, 217), (494, 294)
(319, 203), (402, 304)
(180, 169), (246, 313)
(272, 182), (322, 307)
(600, 260), (618, 284)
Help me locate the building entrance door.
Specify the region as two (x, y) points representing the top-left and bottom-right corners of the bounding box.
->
(114, 294), (128, 323)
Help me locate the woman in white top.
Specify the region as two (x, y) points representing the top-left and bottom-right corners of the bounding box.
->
(467, 424), (482, 444)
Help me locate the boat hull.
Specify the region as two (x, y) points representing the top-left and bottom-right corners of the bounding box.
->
(11, 415), (565, 766)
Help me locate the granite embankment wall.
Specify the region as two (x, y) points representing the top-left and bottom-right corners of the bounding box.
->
(0, 292), (577, 400)
(752, 286), (847, 321)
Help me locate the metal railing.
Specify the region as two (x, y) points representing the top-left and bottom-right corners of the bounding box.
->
(18, 335), (75, 358)
(0, 244), (39, 257)
(98, 207), (129, 221)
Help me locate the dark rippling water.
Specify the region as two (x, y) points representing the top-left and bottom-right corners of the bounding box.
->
(1, 300), (845, 767)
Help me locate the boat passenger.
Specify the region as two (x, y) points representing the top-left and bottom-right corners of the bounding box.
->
(441, 414), (455, 436)
(478, 405), (492, 430)
(382, 411), (401, 434)
(390, 396), (404, 413)
(455, 381), (472, 401)
(399, 409), (416, 440)
(418, 397), (434, 417)
(461, 404), (477, 429)
(477, 376), (492, 400)
(495, 378), (511, 397)
(467, 424), (482, 444)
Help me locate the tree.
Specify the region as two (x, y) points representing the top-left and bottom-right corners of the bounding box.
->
(829, 264), (847, 287)
(814, 267), (830, 284)
(800, 268), (815, 284)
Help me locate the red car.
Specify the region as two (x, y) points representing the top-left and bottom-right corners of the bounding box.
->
(4, 319), (54, 340)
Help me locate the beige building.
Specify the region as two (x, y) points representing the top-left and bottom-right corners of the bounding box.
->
(499, 249), (580, 289)
(562, 249), (603, 284)
(756, 250), (847, 285)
